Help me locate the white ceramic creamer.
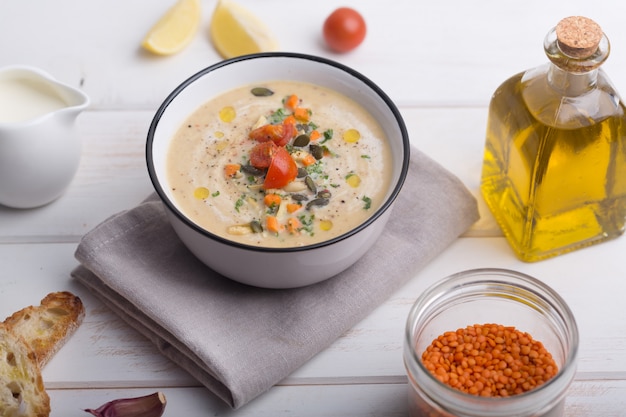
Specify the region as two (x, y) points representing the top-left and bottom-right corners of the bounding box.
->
(0, 65), (89, 208)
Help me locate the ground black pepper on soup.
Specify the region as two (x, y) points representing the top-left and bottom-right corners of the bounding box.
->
(166, 81), (393, 248)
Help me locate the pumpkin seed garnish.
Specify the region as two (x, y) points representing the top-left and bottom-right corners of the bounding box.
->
(309, 144), (323, 160)
(297, 123), (310, 133)
(250, 219), (263, 233)
(293, 134), (310, 147)
(305, 175), (317, 194)
(291, 193), (309, 202)
(317, 189), (332, 199)
(251, 87), (274, 97)
(241, 164), (265, 176)
(306, 198), (329, 210)
(297, 167), (308, 178)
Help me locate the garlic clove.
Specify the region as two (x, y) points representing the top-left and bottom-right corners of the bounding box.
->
(84, 392), (166, 417)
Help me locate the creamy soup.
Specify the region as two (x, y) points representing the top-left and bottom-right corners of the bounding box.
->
(166, 81), (392, 248)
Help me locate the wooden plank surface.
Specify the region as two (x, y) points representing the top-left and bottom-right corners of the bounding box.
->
(2, 0), (626, 415)
(47, 380), (626, 417)
(1, 0), (626, 110)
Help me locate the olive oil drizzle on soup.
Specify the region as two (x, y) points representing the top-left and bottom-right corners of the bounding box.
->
(166, 81), (392, 248)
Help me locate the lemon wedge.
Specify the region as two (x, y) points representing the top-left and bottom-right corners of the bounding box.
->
(209, 0), (279, 59)
(142, 0), (201, 55)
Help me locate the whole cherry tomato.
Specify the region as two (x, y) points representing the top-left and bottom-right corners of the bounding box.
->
(322, 7), (366, 53)
(263, 146), (297, 190)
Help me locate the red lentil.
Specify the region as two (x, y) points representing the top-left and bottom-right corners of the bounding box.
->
(421, 323), (558, 397)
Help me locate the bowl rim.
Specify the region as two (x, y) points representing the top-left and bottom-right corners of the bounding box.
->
(146, 52), (410, 253)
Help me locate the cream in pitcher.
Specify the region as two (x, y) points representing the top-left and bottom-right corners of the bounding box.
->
(0, 65), (90, 209)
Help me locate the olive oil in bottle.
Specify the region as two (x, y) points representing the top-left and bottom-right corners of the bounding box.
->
(481, 16), (626, 262)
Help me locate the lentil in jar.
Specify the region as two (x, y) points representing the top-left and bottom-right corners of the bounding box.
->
(421, 323), (558, 398)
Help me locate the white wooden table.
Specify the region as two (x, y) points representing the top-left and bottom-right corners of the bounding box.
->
(2, 1), (626, 415)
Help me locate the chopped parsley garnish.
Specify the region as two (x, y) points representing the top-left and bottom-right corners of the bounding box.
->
(267, 108), (288, 124)
(298, 214), (315, 235)
(320, 129), (333, 144)
(235, 195), (245, 212)
(362, 196), (372, 210)
(306, 160), (324, 176)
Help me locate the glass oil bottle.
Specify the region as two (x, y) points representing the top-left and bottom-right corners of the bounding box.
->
(480, 16), (626, 262)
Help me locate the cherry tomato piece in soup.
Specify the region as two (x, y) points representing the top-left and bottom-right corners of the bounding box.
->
(322, 7), (367, 53)
(249, 122), (295, 146)
(278, 121), (296, 146)
(249, 141), (277, 169)
(263, 146), (297, 189)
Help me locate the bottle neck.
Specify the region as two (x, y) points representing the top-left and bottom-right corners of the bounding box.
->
(543, 25), (610, 96)
(547, 64), (598, 96)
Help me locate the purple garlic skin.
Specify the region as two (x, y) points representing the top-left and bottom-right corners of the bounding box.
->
(85, 392), (166, 417)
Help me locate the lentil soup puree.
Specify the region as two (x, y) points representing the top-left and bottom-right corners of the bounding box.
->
(166, 80), (393, 248)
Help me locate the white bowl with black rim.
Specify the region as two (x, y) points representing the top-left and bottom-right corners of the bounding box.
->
(147, 52), (410, 289)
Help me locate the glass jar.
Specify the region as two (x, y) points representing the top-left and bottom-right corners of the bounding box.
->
(403, 268), (579, 417)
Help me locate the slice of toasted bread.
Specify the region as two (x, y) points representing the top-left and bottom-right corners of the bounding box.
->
(0, 327), (50, 417)
(3, 292), (85, 369)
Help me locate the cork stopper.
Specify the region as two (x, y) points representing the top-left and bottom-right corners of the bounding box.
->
(556, 16), (603, 58)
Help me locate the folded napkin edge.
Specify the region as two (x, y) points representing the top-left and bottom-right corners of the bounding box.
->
(71, 264), (237, 408)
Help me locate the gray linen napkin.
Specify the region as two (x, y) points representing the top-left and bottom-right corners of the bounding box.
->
(72, 146), (479, 409)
